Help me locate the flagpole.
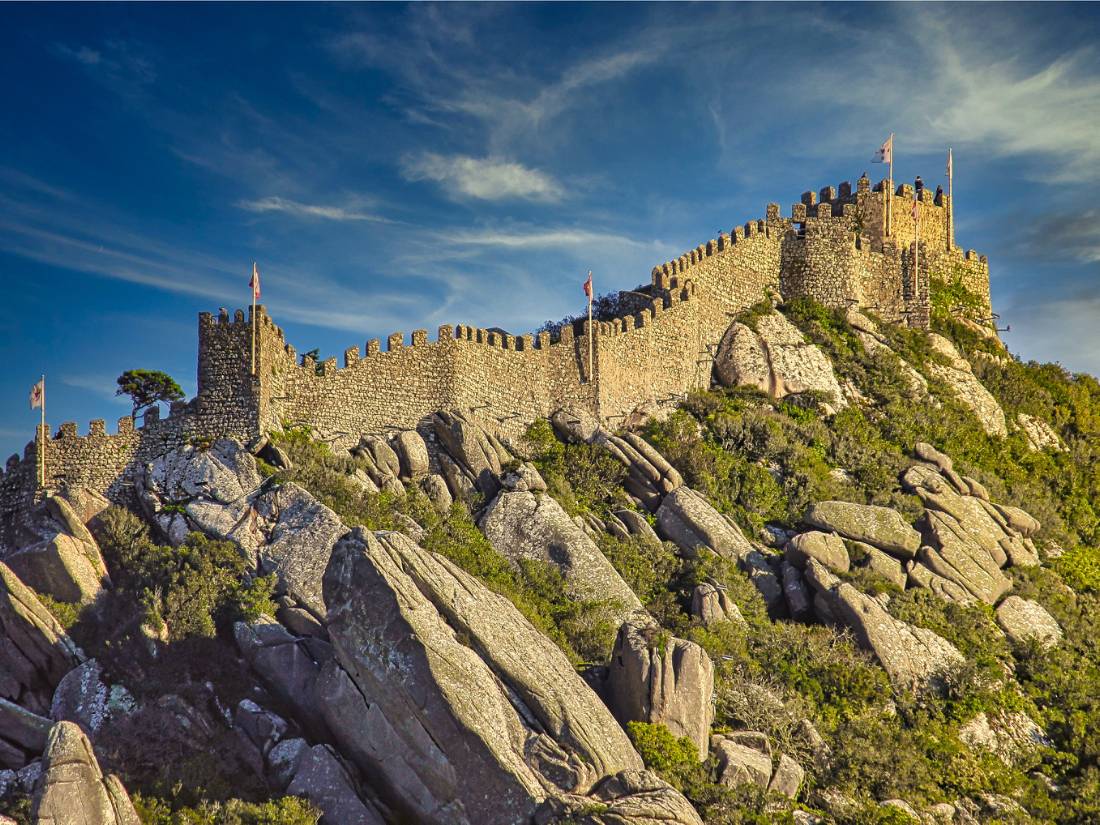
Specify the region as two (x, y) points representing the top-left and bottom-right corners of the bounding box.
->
(947, 148), (954, 251)
(39, 374), (45, 487)
(587, 271), (594, 384)
(251, 262), (257, 377)
(887, 133), (894, 237)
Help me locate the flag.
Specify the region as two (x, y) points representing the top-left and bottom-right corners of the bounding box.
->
(250, 263), (261, 300)
(29, 379), (43, 410)
(872, 134), (893, 164)
(911, 197), (919, 220)
(946, 148), (953, 179)
(583, 271), (592, 300)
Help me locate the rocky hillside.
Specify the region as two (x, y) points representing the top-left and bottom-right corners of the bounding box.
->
(3, 282), (1100, 824)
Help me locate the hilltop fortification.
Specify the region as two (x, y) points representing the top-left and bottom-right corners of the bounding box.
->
(0, 174), (991, 533)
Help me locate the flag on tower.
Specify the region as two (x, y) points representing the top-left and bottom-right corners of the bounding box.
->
(946, 148), (953, 178)
(250, 263), (261, 300)
(29, 379), (43, 410)
(872, 134), (893, 164)
(583, 271), (592, 299)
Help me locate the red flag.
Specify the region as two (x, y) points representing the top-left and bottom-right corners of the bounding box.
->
(583, 271), (592, 300)
(250, 263), (261, 300)
(29, 379), (43, 410)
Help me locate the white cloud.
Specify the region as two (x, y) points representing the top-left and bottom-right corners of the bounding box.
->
(237, 196), (391, 223)
(402, 154), (564, 202)
(440, 227), (659, 250)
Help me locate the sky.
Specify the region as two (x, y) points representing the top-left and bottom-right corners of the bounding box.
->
(2, 2), (1100, 459)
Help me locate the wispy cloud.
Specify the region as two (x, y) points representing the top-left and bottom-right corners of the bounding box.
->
(237, 196), (391, 223)
(402, 154), (564, 202)
(61, 374), (127, 403)
(52, 39), (157, 89)
(440, 226), (660, 250)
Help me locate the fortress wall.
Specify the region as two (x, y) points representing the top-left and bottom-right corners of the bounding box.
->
(650, 214), (784, 346)
(595, 286), (709, 423)
(0, 176), (994, 534)
(264, 328), (458, 450)
(451, 327), (595, 439)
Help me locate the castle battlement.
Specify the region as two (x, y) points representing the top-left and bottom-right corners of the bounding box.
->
(0, 172), (993, 540)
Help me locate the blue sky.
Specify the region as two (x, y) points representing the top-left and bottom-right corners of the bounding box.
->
(2, 2), (1100, 458)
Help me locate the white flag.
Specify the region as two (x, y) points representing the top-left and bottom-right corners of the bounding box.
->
(29, 379), (43, 410)
(946, 148), (953, 178)
(250, 262), (261, 300)
(872, 134), (893, 164)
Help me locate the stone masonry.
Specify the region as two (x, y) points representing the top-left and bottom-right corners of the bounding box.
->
(0, 175), (992, 539)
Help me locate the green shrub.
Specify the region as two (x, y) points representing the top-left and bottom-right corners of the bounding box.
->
(626, 721), (700, 777)
(134, 795), (320, 825)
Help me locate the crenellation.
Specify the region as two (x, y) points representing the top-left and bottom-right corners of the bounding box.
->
(801, 191), (817, 206)
(791, 203), (807, 222)
(438, 324), (454, 342)
(321, 357), (337, 376)
(387, 333), (404, 351)
(89, 419), (106, 436)
(819, 186), (837, 203)
(58, 423), (78, 439)
(838, 181), (852, 198)
(345, 346), (360, 367)
(366, 338), (380, 355)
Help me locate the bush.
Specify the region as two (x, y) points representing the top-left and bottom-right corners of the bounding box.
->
(134, 795), (320, 825)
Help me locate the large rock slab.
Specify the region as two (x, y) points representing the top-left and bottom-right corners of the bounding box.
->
(995, 597), (1062, 650)
(919, 512), (1011, 604)
(606, 617), (714, 760)
(30, 721), (139, 825)
(804, 501), (921, 558)
(714, 311), (846, 411)
(926, 334), (1007, 437)
(906, 560), (976, 604)
(803, 560), (963, 691)
(431, 409), (512, 496)
(138, 438), (263, 545)
(0, 698), (51, 769)
(479, 490), (641, 620)
(286, 744), (385, 825)
(690, 584), (744, 626)
(785, 531), (850, 574)
(657, 487), (783, 615)
(5, 497), (109, 605)
(246, 483), (349, 615)
(0, 562), (83, 715)
(1015, 412), (1066, 453)
(594, 433), (682, 511)
(234, 616), (331, 742)
(535, 770), (703, 825)
(712, 732), (771, 789)
(321, 528), (643, 825)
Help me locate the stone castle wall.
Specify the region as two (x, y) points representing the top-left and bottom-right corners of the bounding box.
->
(0, 174), (994, 533)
